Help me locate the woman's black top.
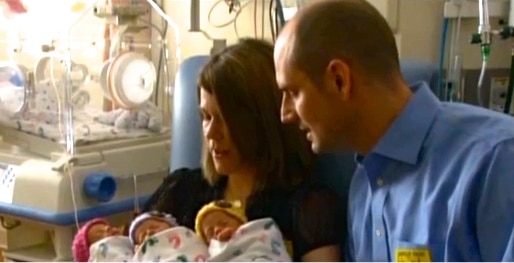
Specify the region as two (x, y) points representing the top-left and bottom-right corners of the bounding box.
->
(143, 168), (345, 261)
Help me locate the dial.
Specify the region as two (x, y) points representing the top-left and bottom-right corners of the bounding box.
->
(108, 52), (156, 109)
(0, 63), (27, 116)
(120, 57), (156, 106)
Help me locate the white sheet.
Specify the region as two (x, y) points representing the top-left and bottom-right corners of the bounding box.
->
(0, 80), (166, 144)
(0, 108), (166, 144)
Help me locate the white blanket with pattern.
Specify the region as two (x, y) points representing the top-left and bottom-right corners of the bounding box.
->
(88, 218), (291, 262)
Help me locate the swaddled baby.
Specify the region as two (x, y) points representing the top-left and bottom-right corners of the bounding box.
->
(72, 212), (177, 262)
(73, 200), (291, 262)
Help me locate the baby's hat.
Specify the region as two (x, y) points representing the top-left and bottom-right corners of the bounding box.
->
(128, 211), (177, 245)
(72, 218), (109, 262)
(195, 200), (247, 242)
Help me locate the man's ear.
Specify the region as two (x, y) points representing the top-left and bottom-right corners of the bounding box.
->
(325, 59), (351, 101)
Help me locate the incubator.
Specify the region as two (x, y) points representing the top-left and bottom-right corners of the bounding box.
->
(0, 0), (178, 261)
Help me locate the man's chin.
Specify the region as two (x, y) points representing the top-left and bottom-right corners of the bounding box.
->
(311, 140), (348, 154)
(310, 141), (325, 154)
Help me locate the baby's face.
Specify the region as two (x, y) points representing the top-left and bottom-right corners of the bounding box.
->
(201, 211), (243, 242)
(135, 217), (173, 245)
(87, 223), (123, 245)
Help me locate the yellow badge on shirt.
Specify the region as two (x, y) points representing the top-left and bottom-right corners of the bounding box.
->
(395, 248), (432, 262)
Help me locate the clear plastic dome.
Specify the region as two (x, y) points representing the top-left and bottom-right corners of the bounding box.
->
(0, 0), (179, 157)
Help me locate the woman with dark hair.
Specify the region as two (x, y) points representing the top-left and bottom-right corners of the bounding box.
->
(145, 38), (344, 261)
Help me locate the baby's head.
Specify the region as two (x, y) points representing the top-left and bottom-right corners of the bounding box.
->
(72, 218), (124, 262)
(129, 211), (177, 245)
(195, 200), (247, 243)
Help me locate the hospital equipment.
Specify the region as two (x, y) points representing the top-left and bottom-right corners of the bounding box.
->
(470, 0), (514, 113)
(442, 0), (514, 113)
(190, 0), (227, 55)
(0, 0), (180, 261)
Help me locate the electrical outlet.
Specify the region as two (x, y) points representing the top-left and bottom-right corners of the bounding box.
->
(444, 0), (510, 18)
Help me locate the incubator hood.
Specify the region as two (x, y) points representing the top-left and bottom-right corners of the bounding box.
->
(0, 0), (179, 156)
(0, 0), (178, 261)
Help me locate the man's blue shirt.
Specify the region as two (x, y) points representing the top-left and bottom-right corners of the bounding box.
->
(347, 82), (514, 261)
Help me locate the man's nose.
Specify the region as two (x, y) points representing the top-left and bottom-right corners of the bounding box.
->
(281, 96), (298, 124)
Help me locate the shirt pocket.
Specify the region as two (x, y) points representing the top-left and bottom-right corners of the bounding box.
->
(391, 239), (445, 262)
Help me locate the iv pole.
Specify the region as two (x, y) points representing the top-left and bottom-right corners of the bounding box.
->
(190, 0), (227, 55)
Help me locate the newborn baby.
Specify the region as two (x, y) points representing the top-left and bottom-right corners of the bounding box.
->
(75, 201), (291, 262)
(72, 212), (177, 262)
(71, 218), (127, 262)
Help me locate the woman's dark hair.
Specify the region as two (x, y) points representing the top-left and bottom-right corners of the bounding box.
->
(198, 38), (314, 191)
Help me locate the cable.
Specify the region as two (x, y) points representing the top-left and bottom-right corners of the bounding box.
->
(138, 16), (168, 107)
(438, 18), (449, 100)
(452, 9), (463, 101)
(145, 0), (181, 67)
(503, 47), (514, 114)
(269, 0), (276, 41)
(254, 0), (258, 37)
(233, 9), (242, 38)
(275, 3), (279, 35)
(132, 173), (140, 215)
(275, 0), (285, 29)
(65, 161), (80, 231)
(234, 1), (254, 38)
(447, 19), (456, 101)
(477, 57), (488, 107)
(447, 3), (463, 101)
(207, 0), (240, 28)
(207, 0), (252, 38)
(46, 56), (65, 141)
(261, 0), (265, 39)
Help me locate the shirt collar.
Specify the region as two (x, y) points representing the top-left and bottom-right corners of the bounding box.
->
(357, 82), (440, 165)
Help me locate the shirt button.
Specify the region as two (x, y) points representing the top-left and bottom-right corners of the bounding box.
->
(375, 229), (382, 236)
(377, 178), (384, 186)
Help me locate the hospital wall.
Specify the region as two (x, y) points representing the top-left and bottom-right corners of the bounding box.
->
(164, 0), (512, 69)
(0, 0), (511, 108)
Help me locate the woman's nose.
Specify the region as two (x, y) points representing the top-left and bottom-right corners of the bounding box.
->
(204, 121), (223, 141)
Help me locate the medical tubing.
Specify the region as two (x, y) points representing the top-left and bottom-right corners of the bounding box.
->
(146, 0), (181, 66)
(503, 47), (514, 114)
(450, 9), (463, 101)
(477, 44), (490, 107)
(452, 54), (463, 101)
(275, 0), (286, 28)
(438, 18), (450, 100)
(479, 0), (491, 40)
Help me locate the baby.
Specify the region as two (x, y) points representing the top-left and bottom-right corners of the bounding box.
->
(72, 212), (177, 262)
(72, 218), (128, 262)
(195, 200), (246, 244)
(73, 200), (291, 262)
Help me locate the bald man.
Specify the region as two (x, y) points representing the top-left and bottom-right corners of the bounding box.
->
(275, 0), (514, 261)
